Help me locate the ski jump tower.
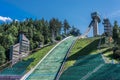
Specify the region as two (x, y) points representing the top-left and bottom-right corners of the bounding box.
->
(91, 12), (101, 37)
(79, 12), (101, 38)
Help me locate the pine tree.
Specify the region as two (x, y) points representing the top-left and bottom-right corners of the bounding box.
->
(113, 21), (119, 43)
(0, 45), (6, 65)
(63, 19), (70, 35)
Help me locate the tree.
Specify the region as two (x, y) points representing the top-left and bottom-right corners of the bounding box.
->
(0, 45), (6, 65)
(49, 18), (62, 41)
(113, 21), (119, 43)
(0, 17), (80, 62)
(1, 34), (15, 50)
(33, 32), (44, 48)
(42, 21), (50, 44)
(28, 27), (33, 39)
(54, 19), (62, 37)
(63, 19), (70, 35)
(69, 26), (81, 36)
(49, 18), (57, 41)
(7, 25), (18, 37)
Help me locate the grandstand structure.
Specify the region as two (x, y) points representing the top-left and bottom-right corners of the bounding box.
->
(10, 33), (30, 65)
(0, 33), (30, 80)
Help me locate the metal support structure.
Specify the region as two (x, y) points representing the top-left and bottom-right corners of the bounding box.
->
(103, 18), (112, 36)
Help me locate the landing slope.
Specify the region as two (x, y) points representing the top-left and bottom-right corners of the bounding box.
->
(63, 37), (100, 71)
(60, 37), (120, 80)
(25, 37), (76, 80)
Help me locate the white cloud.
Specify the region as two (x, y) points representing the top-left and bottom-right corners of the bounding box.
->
(108, 10), (120, 18)
(15, 19), (19, 22)
(0, 16), (13, 22)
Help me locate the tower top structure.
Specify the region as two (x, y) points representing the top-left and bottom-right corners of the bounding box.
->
(91, 12), (101, 23)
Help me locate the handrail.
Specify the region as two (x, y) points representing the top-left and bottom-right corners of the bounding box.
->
(79, 21), (93, 38)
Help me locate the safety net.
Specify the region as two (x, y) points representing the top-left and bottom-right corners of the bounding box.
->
(60, 54), (120, 80)
(0, 58), (34, 76)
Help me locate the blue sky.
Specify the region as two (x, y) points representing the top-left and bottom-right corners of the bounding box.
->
(0, 0), (120, 36)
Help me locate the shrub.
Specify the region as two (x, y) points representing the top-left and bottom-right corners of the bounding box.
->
(55, 36), (62, 41)
(113, 47), (120, 58)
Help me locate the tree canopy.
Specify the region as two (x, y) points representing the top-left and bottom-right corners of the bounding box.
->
(0, 18), (80, 64)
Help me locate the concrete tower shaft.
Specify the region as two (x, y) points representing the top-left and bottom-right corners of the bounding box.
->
(91, 12), (101, 37)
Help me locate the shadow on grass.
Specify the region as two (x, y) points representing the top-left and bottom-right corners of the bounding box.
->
(102, 48), (112, 54)
(59, 39), (101, 80)
(67, 39), (100, 61)
(101, 48), (115, 59)
(60, 37), (120, 80)
(106, 54), (114, 59)
(74, 54), (99, 66)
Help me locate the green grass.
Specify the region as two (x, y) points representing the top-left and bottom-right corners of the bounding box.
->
(100, 45), (120, 63)
(63, 37), (101, 70)
(99, 37), (120, 63)
(24, 44), (55, 71)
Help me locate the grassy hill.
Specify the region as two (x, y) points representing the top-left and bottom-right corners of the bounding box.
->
(59, 37), (120, 80)
(63, 37), (101, 71)
(24, 44), (55, 71)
